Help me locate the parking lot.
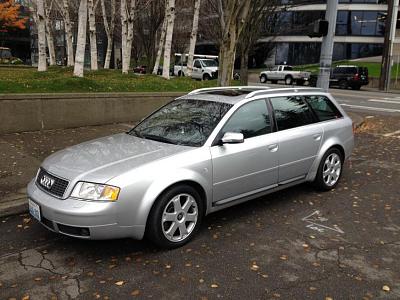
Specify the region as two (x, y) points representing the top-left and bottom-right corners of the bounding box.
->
(0, 113), (399, 300)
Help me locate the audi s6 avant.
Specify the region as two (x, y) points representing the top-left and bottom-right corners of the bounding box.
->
(27, 87), (354, 248)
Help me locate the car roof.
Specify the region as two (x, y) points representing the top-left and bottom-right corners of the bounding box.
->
(180, 86), (325, 105)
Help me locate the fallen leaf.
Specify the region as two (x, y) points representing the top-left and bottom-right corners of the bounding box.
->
(115, 281), (124, 286)
(34, 277), (42, 281)
(309, 286), (317, 291)
(280, 255), (288, 260)
(325, 297), (333, 300)
(131, 290), (140, 296)
(382, 285), (390, 292)
(211, 283), (219, 288)
(199, 279), (204, 283)
(165, 264), (171, 269)
(250, 264), (259, 271)
(22, 296), (30, 300)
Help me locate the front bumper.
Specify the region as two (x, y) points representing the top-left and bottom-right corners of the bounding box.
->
(27, 179), (145, 240)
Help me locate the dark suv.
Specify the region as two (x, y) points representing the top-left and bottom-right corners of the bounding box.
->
(329, 65), (369, 90)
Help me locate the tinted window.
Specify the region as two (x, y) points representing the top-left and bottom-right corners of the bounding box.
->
(222, 100), (271, 139)
(306, 96), (343, 121)
(283, 66), (293, 71)
(270, 96), (315, 131)
(131, 99), (232, 147)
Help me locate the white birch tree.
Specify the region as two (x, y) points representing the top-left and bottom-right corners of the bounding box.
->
(44, 0), (56, 66)
(73, 0), (88, 77)
(152, 16), (167, 74)
(100, 0), (116, 69)
(36, 0), (47, 71)
(186, 0), (201, 77)
(88, 0), (99, 70)
(162, 0), (175, 79)
(121, 0), (137, 74)
(55, 0), (74, 66)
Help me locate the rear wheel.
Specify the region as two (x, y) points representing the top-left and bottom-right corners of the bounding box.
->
(314, 148), (343, 191)
(146, 185), (204, 248)
(339, 80), (348, 89)
(203, 74), (211, 81)
(260, 74), (267, 83)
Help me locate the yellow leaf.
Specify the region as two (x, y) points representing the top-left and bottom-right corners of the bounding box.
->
(382, 285), (390, 292)
(211, 283), (219, 288)
(115, 281), (124, 286)
(131, 290), (140, 296)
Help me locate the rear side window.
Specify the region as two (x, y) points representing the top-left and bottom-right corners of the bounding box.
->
(306, 96), (342, 121)
(270, 96), (315, 131)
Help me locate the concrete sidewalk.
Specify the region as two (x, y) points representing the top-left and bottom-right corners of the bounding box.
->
(0, 113), (364, 217)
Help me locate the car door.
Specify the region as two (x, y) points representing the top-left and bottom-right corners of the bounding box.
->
(192, 60), (202, 79)
(210, 99), (279, 204)
(269, 95), (323, 184)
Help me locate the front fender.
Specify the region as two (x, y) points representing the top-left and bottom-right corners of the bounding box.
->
(138, 168), (212, 227)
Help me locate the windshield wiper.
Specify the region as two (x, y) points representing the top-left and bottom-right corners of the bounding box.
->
(141, 134), (177, 145)
(128, 129), (143, 138)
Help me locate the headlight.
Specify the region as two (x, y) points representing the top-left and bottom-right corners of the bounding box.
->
(71, 182), (120, 201)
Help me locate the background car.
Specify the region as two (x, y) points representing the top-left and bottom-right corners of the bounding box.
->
(133, 65), (147, 74)
(329, 65), (369, 90)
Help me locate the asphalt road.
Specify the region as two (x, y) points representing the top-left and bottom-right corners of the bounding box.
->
(248, 81), (400, 115)
(0, 114), (399, 300)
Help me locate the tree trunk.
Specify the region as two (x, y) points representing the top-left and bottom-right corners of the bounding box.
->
(218, 24), (236, 86)
(186, 0), (201, 77)
(162, 0), (175, 79)
(121, 0), (137, 74)
(45, 0), (56, 66)
(152, 17), (167, 75)
(101, 0), (115, 69)
(36, 0), (47, 72)
(73, 0), (88, 77)
(239, 46), (249, 85)
(88, 0), (98, 70)
(62, 0), (74, 66)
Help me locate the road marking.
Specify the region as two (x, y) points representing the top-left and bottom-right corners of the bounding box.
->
(302, 210), (344, 234)
(368, 99), (400, 104)
(383, 130), (400, 137)
(340, 104), (400, 113)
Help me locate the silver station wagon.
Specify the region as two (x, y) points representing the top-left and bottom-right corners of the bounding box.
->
(27, 87), (354, 248)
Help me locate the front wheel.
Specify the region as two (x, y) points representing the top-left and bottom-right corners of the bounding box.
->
(285, 75), (293, 85)
(203, 74), (211, 81)
(314, 148), (343, 191)
(146, 185), (204, 248)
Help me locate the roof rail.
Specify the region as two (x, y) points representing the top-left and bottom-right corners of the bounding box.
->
(187, 86), (270, 95)
(245, 87), (323, 99)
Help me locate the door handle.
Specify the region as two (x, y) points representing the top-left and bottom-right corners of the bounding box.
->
(268, 144), (279, 152)
(313, 134), (322, 141)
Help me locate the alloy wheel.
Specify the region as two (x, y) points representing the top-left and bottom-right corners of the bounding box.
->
(322, 153), (342, 187)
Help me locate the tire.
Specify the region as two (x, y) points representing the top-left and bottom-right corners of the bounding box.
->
(285, 75), (293, 85)
(314, 148), (344, 191)
(260, 74), (267, 83)
(203, 74), (211, 81)
(339, 80), (348, 89)
(178, 70), (184, 77)
(146, 185), (204, 249)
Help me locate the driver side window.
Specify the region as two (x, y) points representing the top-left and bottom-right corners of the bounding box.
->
(221, 100), (271, 139)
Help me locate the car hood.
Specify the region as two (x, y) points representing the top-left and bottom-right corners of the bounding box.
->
(41, 133), (192, 183)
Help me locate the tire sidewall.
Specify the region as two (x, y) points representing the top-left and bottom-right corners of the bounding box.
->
(146, 185), (204, 248)
(315, 148), (344, 191)
(285, 76), (293, 85)
(260, 74), (267, 83)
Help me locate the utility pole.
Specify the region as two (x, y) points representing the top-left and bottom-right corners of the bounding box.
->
(317, 0), (338, 91)
(385, 0), (399, 91)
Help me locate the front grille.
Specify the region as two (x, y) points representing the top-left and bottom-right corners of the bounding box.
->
(36, 168), (69, 198)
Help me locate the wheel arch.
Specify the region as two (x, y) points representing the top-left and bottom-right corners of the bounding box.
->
(306, 140), (346, 182)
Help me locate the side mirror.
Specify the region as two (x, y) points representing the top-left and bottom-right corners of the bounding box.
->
(221, 132), (244, 145)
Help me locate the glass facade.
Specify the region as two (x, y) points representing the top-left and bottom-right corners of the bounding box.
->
(269, 10), (386, 37)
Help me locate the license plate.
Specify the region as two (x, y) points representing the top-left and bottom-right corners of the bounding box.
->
(29, 199), (41, 221)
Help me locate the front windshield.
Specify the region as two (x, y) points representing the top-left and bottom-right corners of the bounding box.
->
(201, 59), (218, 67)
(129, 99), (232, 147)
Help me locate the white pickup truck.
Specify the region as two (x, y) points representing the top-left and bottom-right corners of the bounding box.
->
(259, 65), (311, 85)
(174, 58), (218, 80)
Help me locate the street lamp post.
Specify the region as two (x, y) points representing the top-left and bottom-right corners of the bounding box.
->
(317, 0), (339, 92)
